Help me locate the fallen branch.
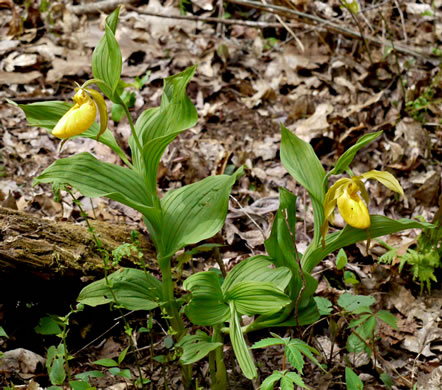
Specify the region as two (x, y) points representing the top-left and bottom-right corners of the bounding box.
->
(126, 5), (302, 29)
(67, 0), (138, 15)
(225, 0), (437, 60)
(0, 207), (156, 279)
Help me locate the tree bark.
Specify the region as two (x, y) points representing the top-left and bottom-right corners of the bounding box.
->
(0, 206), (157, 280)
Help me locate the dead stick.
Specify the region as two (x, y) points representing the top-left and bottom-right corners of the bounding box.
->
(67, 0), (138, 15)
(126, 5), (301, 29)
(225, 0), (437, 59)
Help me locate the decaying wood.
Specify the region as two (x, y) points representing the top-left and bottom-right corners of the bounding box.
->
(0, 207), (157, 280)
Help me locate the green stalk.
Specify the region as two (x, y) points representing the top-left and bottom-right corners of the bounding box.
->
(119, 96), (143, 157)
(118, 95), (162, 210)
(158, 255), (192, 388)
(212, 325), (227, 390)
(208, 349), (216, 386)
(119, 96), (161, 209)
(159, 255), (186, 338)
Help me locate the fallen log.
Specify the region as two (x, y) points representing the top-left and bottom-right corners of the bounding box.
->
(0, 206), (157, 280)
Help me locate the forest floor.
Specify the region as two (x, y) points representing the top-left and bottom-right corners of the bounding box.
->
(0, 0), (441, 389)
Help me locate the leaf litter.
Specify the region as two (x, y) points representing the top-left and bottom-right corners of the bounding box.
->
(0, 0), (441, 388)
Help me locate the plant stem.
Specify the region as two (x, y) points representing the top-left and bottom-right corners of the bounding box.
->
(61, 320), (72, 384)
(209, 349), (216, 386)
(120, 97), (143, 156)
(159, 256), (186, 338)
(120, 98), (162, 209)
(282, 209), (306, 335)
(211, 325), (227, 390)
(158, 255), (192, 388)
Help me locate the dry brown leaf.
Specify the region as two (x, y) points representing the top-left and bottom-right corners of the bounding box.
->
(242, 79), (276, 108)
(0, 39), (19, 55)
(342, 91), (383, 119)
(416, 366), (442, 390)
(289, 103), (333, 142)
(0, 70), (41, 85)
(191, 0), (214, 11)
(412, 169), (441, 206)
(0, 348), (45, 374)
(3, 52), (38, 72)
(46, 54), (90, 83)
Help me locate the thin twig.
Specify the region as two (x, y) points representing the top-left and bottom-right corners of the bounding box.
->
(225, 0), (437, 59)
(379, 12), (406, 98)
(73, 320), (121, 356)
(214, 247), (227, 278)
(217, 0), (225, 36)
(339, 1), (374, 66)
(393, 0), (408, 41)
(67, 0), (137, 15)
(261, 0), (304, 51)
(126, 5), (301, 29)
(229, 195), (266, 240)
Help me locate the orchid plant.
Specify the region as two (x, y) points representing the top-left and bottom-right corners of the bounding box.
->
(12, 7), (432, 389)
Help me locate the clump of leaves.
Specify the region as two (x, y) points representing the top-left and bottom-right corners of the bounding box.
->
(252, 332), (323, 390)
(379, 216), (441, 293)
(338, 293), (398, 355)
(406, 66), (442, 123)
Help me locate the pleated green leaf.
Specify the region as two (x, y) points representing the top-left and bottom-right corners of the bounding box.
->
(302, 216), (433, 273)
(141, 132), (177, 195)
(14, 100), (130, 166)
(276, 297), (320, 326)
(177, 330), (223, 365)
(221, 255), (291, 294)
(264, 188), (319, 306)
(280, 125), (326, 246)
(12, 99), (71, 128)
(131, 66), (198, 186)
(160, 168), (243, 257)
(329, 131), (382, 176)
(225, 281), (291, 316)
(265, 187), (306, 300)
(92, 8), (122, 101)
(33, 153), (161, 232)
(183, 271), (229, 326)
(229, 302), (257, 379)
(77, 268), (162, 310)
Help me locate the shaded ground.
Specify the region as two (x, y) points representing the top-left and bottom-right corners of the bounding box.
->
(0, 0), (441, 389)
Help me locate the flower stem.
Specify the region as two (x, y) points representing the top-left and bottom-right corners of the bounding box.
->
(158, 254), (192, 388)
(214, 325), (228, 389)
(121, 99), (143, 156)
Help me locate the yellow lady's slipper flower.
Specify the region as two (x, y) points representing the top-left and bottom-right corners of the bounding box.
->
(84, 87), (108, 141)
(52, 84), (108, 141)
(321, 170), (404, 240)
(52, 88), (97, 139)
